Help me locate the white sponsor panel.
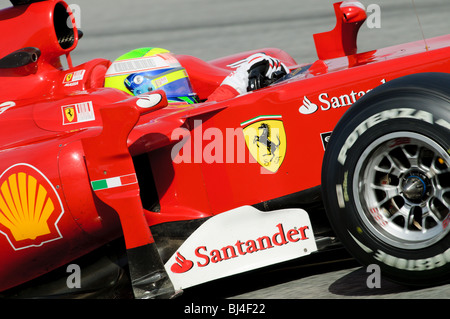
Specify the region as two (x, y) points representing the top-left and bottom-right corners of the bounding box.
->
(62, 101), (95, 125)
(165, 206), (317, 290)
(63, 70), (86, 86)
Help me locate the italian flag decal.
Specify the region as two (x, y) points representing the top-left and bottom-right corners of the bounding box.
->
(91, 173), (138, 191)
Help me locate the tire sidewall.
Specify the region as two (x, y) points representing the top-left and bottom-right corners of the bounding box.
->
(322, 92), (450, 285)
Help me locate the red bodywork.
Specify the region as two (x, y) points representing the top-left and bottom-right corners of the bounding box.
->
(1, 0), (450, 293)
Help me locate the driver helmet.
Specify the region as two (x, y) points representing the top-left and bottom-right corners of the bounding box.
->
(104, 47), (198, 104)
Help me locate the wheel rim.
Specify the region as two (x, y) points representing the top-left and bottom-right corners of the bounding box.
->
(353, 132), (450, 250)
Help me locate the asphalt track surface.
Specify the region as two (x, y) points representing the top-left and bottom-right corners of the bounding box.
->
(26, 0), (450, 300)
(179, 248), (450, 299)
(68, 0), (450, 66)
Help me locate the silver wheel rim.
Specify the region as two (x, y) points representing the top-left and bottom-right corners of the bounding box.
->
(353, 132), (450, 250)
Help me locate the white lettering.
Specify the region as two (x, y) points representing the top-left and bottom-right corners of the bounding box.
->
(66, 264), (81, 288)
(0, 101), (15, 115)
(185, 303), (218, 316)
(300, 79), (386, 115)
(67, 4), (81, 29)
(436, 119), (450, 130)
(319, 93), (331, 111)
(366, 4), (381, 29)
(337, 108), (446, 165)
(171, 127), (191, 164)
(374, 247), (450, 271)
(366, 264), (381, 288)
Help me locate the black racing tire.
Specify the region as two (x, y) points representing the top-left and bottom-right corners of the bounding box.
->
(322, 73), (450, 286)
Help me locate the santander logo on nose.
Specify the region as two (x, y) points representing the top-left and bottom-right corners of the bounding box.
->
(164, 206), (318, 290)
(171, 252), (194, 273)
(170, 223), (310, 274)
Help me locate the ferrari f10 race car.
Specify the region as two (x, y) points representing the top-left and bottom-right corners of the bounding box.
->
(0, 0), (449, 299)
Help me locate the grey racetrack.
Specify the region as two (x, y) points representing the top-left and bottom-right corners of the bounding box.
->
(67, 0), (450, 67)
(38, 0), (450, 299)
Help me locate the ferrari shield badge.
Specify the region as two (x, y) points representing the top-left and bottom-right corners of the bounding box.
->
(62, 101), (95, 125)
(241, 115), (286, 173)
(64, 105), (75, 123)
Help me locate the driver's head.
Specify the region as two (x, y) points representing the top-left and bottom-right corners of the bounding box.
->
(105, 47), (198, 104)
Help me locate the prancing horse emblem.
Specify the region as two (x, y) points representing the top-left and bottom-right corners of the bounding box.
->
(241, 115), (287, 173)
(64, 106), (75, 122)
(254, 123), (281, 164)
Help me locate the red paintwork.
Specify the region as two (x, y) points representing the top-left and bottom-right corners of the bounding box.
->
(1, 0), (450, 292)
(314, 1), (367, 59)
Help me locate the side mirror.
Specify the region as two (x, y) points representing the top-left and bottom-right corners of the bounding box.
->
(340, 1), (367, 24)
(134, 90), (168, 115)
(313, 1), (367, 60)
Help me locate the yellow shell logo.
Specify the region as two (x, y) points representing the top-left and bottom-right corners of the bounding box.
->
(0, 164), (64, 250)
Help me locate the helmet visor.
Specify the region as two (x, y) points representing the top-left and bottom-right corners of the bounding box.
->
(125, 68), (195, 98)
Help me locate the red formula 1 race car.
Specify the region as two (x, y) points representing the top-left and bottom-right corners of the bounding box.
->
(0, 0), (449, 298)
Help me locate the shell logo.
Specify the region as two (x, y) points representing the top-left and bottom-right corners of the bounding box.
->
(0, 164), (64, 250)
